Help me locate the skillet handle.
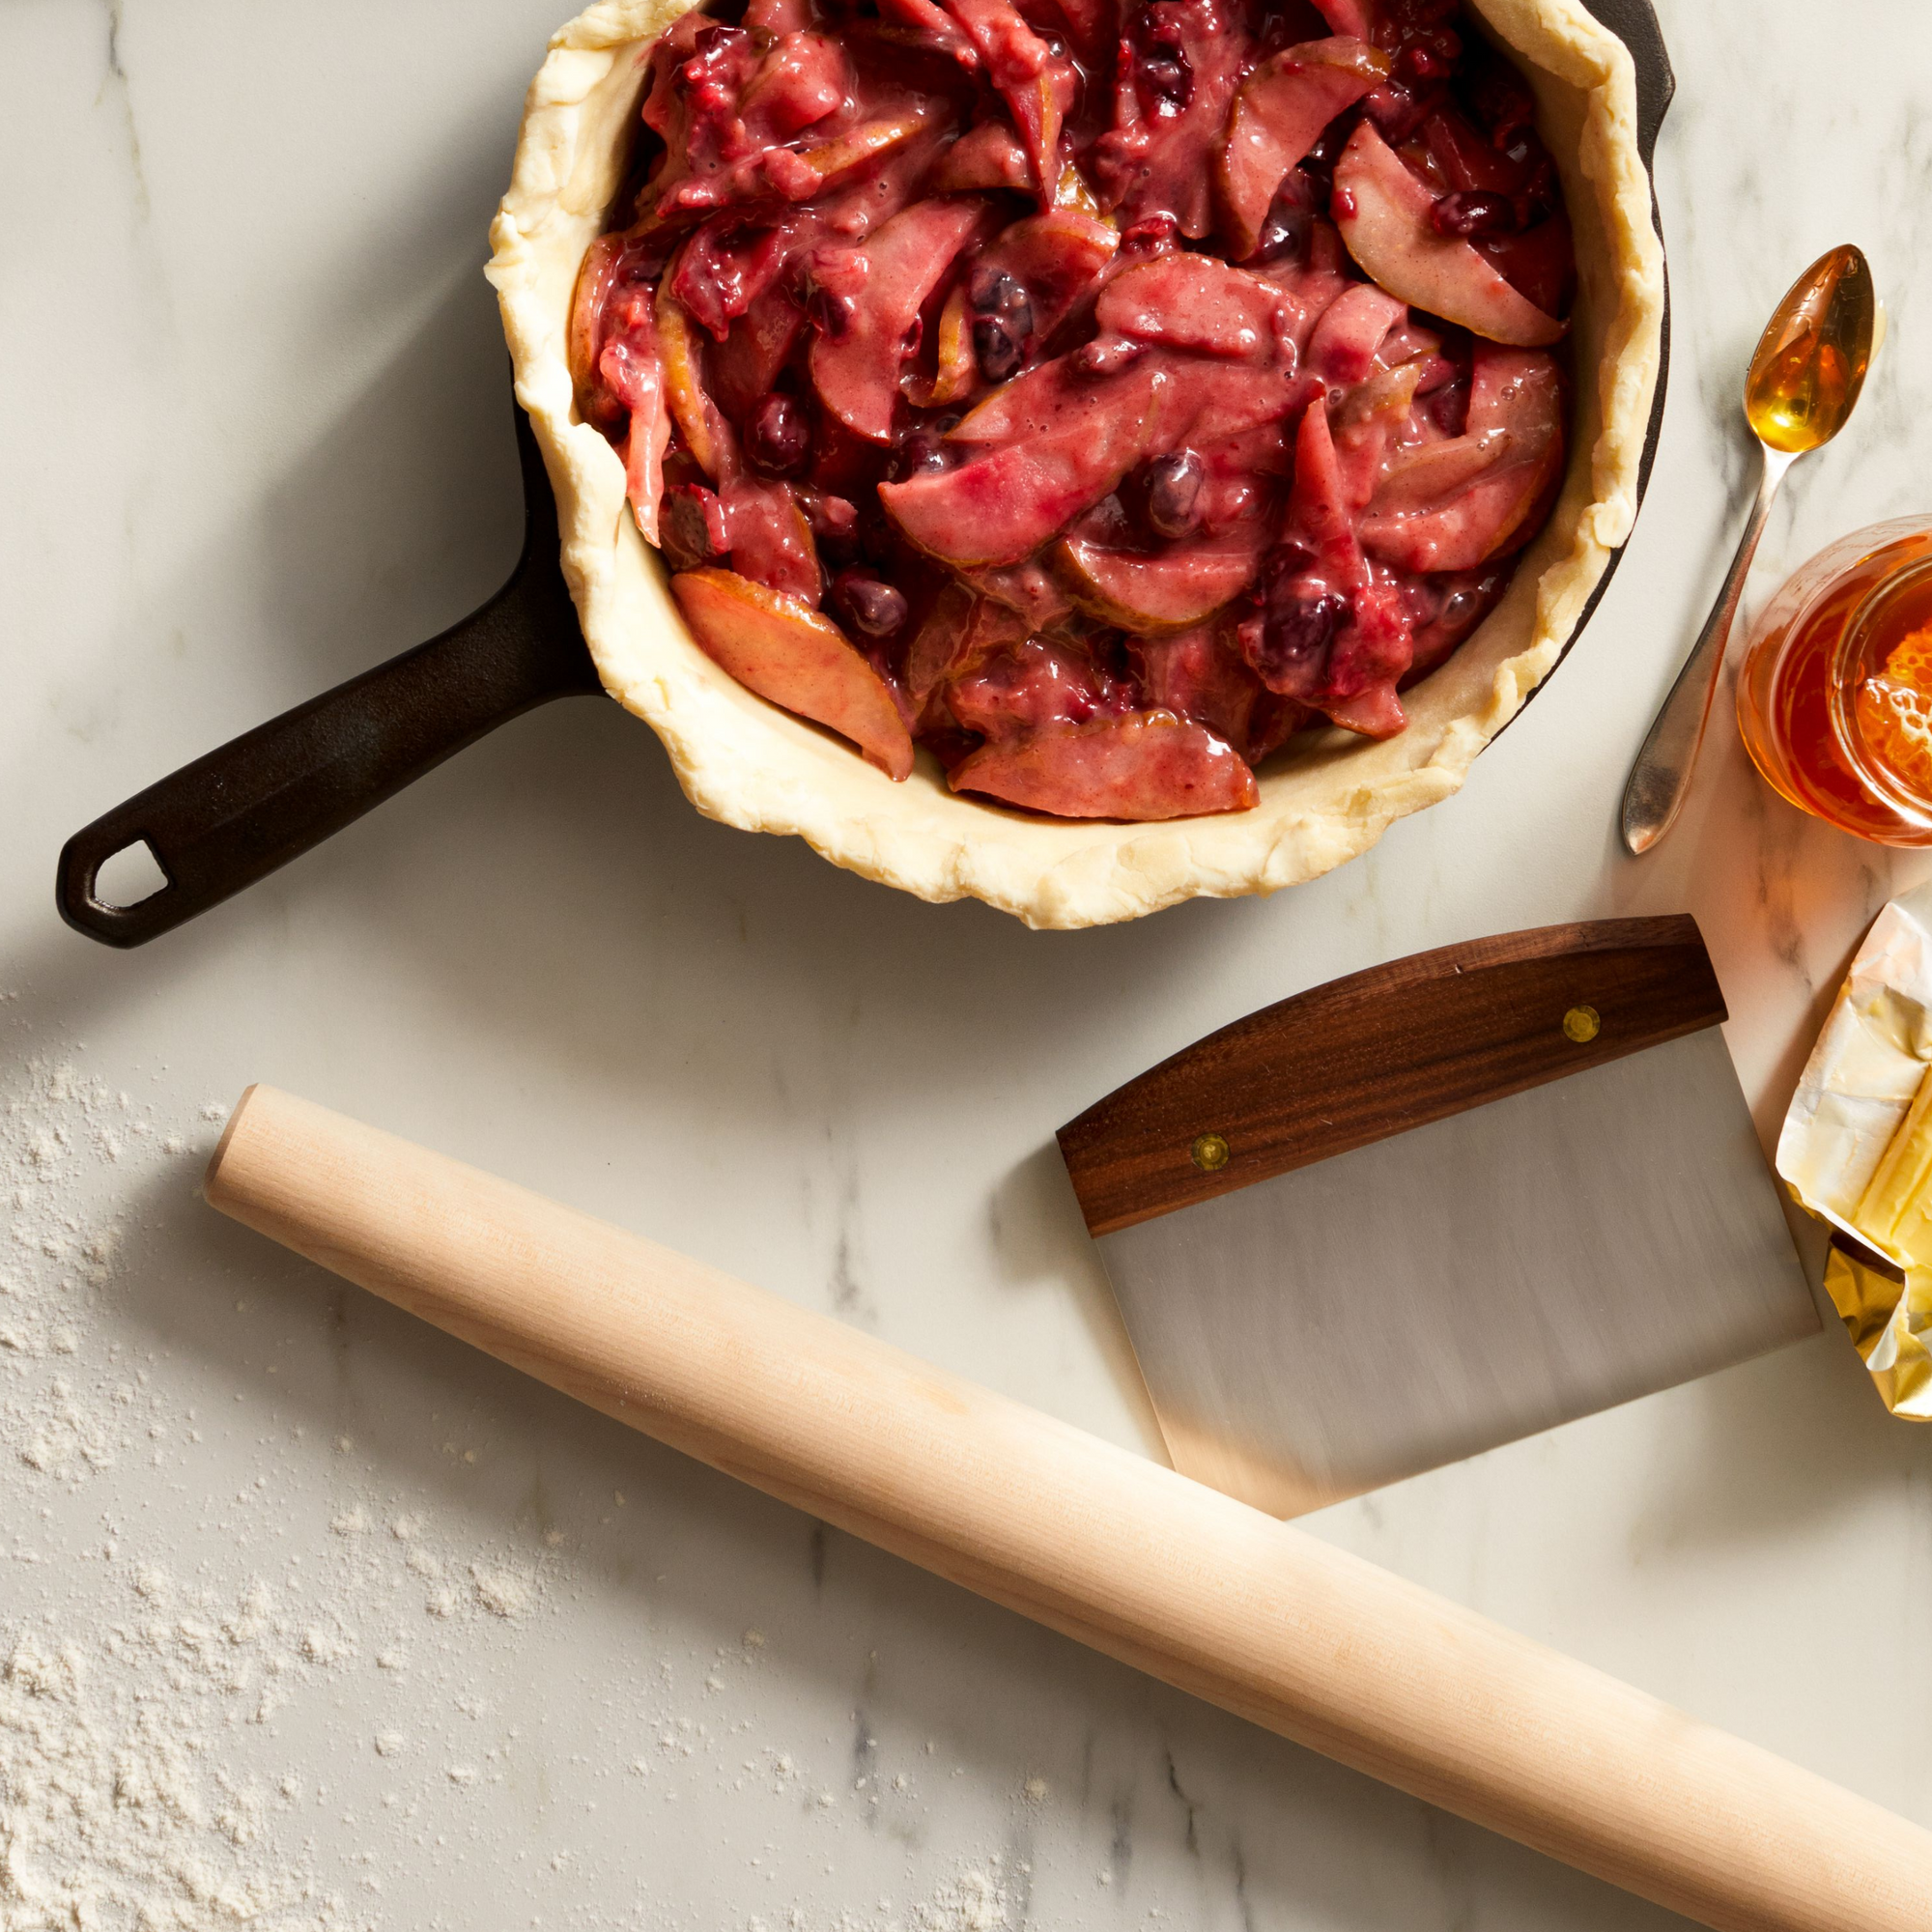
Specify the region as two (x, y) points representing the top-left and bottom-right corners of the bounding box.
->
(56, 414), (602, 949)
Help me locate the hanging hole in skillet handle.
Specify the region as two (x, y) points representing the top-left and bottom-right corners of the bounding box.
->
(58, 826), (178, 946)
(96, 838), (171, 909)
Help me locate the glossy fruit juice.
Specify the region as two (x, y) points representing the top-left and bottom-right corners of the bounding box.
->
(1737, 518), (1932, 846)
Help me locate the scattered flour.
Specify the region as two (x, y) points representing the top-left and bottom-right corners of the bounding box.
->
(0, 1047), (1051, 1930)
(0, 1056), (558, 1929)
(914, 1866), (1009, 1931)
(469, 1563), (529, 1621)
(0, 1604), (354, 1929)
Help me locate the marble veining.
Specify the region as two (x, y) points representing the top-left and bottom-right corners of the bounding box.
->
(6, 2), (1932, 1926)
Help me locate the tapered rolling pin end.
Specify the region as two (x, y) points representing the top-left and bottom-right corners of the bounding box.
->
(203, 1084), (263, 1206)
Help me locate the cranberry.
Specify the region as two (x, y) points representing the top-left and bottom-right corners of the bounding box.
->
(974, 316), (1024, 383)
(1431, 190), (1518, 238)
(833, 570), (908, 639)
(1120, 213), (1179, 256)
(1143, 451), (1206, 543)
(1141, 49), (1191, 109)
(1363, 78), (1439, 145)
(747, 392), (810, 476)
(1263, 591), (1350, 680)
(971, 270), (1029, 327)
(663, 483), (729, 571)
(970, 270), (1033, 384)
(1254, 199), (1311, 265)
(1297, 130), (1345, 202)
(797, 488), (859, 540)
(809, 285), (856, 342)
(1135, 15), (1194, 114)
(1396, 32), (1461, 84)
(890, 426), (952, 480)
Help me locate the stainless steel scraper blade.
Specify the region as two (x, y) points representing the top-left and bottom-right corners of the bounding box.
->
(1095, 1029), (1816, 1515)
(1059, 921), (1820, 1519)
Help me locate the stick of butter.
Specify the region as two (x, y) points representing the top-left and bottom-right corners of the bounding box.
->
(1856, 1065), (1932, 1265)
(1778, 888), (1932, 1418)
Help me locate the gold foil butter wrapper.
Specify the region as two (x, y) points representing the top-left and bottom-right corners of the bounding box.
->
(1778, 886), (1932, 1418)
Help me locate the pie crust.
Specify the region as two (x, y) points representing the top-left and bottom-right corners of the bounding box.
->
(488, 0), (1664, 928)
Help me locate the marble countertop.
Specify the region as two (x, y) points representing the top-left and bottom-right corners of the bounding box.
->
(6, 2), (1932, 1925)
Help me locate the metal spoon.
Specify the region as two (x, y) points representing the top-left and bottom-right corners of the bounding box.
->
(1620, 243), (1876, 855)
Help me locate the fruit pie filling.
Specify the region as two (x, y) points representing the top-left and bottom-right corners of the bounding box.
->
(571, 0), (1572, 820)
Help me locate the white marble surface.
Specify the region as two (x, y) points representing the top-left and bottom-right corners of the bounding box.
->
(6, 2), (1932, 1925)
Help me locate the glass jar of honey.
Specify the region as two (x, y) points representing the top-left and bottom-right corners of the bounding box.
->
(1736, 517), (1932, 845)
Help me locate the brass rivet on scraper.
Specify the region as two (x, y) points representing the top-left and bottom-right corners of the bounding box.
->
(1562, 1005), (1602, 1044)
(1191, 1132), (1231, 1173)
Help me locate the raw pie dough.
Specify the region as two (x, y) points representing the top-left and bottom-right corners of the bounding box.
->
(488, 0), (1664, 928)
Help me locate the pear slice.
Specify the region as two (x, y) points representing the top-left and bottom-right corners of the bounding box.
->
(1055, 522), (1269, 632)
(881, 366), (1160, 566)
(910, 284), (980, 409)
(1147, 354), (1316, 458)
(941, 0), (1067, 193)
(1370, 427), (1513, 513)
(981, 210), (1121, 338)
(903, 585), (1030, 703)
(1328, 361), (1422, 510)
(620, 360), (671, 549)
(927, 121), (1032, 194)
(1359, 437), (1561, 572)
(1217, 39), (1388, 260)
(875, 0), (981, 69)
(568, 233), (626, 420)
(1332, 122), (1566, 348)
(1311, 0), (1373, 30)
(1305, 282), (1408, 384)
(582, 273), (672, 545)
(737, 29), (850, 144)
(719, 476), (822, 608)
(1132, 626), (1302, 763)
(949, 352), (1088, 441)
(710, 285), (807, 422)
(1360, 343), (1564, 569)
(955, 559), (1075, 629)
(950, 712), (1259, 818)
(1095, 254), (1286, 361)
(671, 568), (914, 781)
(797, 102), (941, 189)
(954, 345), (1304, 459)
(810, 198), (992, 441)
(657, 281), (731, 478)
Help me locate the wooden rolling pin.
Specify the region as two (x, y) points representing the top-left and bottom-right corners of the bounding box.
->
(205, 1084), (1930, 1932)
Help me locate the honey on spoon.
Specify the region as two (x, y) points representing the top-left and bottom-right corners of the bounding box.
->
(1621, 243), (1875, 855)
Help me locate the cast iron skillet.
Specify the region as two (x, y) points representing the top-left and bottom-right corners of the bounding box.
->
(56, 2), (1674, 948)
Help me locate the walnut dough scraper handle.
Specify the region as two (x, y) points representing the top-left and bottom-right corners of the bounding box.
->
(204, 1085), (1930, 1932)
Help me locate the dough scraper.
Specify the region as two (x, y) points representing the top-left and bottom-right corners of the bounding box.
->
(1057, 917), (1820, 1517)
